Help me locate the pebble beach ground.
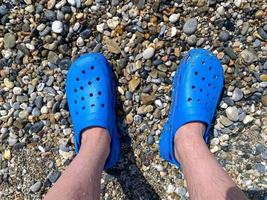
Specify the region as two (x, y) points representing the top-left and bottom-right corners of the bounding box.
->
(0, 0), (267, 199)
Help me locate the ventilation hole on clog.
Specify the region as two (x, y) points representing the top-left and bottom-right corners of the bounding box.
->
(91, 104), (95, 107)
(98, 91), (102, 95)
(192, 85), (195, 89)
(81, 97), (84, 100)
(96, 77), (100, 81)
(213, 86), (216, 90)
(82, 106), (85, 110)
(213, 75), (217, 79)
(197, 99), (200, 103)
(202, 61), (205, 65)
(90, 66), (94, 70)
(208, 83), (211, 87)
(89, 93), (93, 97)
(88, 81), (92, 85)
(200, 89), (203, 92)
(74, 89), (77, 92)
(82, 70), (86, 74)
(209, 67), (212, 71)
(188, 98), (192, 102)
(101, 104), (105, 107)
(76, 78), (79, 81)
(207, 93), (210, 97)
(202, 77), (205, 81)
(195, 72), (198, 75)
(74, 100), (77, 104)
(80, 86), (84, 90)
(76, 112), (78, 115)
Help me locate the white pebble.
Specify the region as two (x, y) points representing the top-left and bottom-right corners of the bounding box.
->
(96, 23), (105, 33)
(107, 17), (119, 30)
(52, 21), (63, 33)
(169, 13), (180, 23)
(143, 47), (155, 59)
(155, 99), (163, 109)
(243, 115), (254, 124)
(166, 184), (175, 194)
(13, 87), (22, 95)
(67, 0), (76, 6)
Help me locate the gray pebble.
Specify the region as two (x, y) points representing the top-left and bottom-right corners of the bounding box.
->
(32, 107), (41, 117)
(186, 35), (197, 46)
(183, 18), (198, 35)
(255, 163), (265, 174)
(258, 28), (267, 40)
(219, 30), (230, 42)
(30, 181), (42, 193)
(147, 135), (155, 145)
(30, 121), (44, 134)
(0, 5), (8, 15)
(232, 88), (243, 101)
(48, 170), (61, 183)
(4, 33), (16, 49)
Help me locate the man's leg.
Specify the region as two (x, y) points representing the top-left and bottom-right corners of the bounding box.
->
(44, 127), (110, 200)
(174, 122), (248, 200)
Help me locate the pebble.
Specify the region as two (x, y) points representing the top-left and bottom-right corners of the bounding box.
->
(258, 28), (267, 40)
(232, 88), (243, 101)
(4, 33), (16, 49)
(183, 18), (198, 35)
(30, 181), (42, 193)
(147, 135), (155, 145)
(4, 78), (14, 89)
(219, 30), (230, 42)
(261, 95), (267, 106)
(107, 17), (119, 30)
(143, 47), (155, 59)
(48, 171), (61, 183)
(225, 106), (239, 122)
(240, 48), (258, 64)
(169, 13), (180, 23)
(154, 99), (163, 109)
(255, 163), (266, 174)
(186, 35), (197, 46)
(243, 115), (254, 125)
(3, 149), (11, 160)
(52, 21), (63, 33)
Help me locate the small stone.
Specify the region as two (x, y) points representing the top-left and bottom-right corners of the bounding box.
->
(183, 18), (198, 35)
(0, 5), (8, 15)
(225, 106), (239, 122)
(143, 47), (155, 59)
(220, 116), (233, 127)
(4, 78), (14, 89)
(4, 33), (16, 49)
(224, 47), (237, 59)
(255, 163), (265, 174)
(219, 30), (230, 42)
(243, 115), (254, 124)
(32, 108), (41, 117)
(232, 88), (243, 101)
(104, 38), (121, 54)
(3, 149), (11, 160)
(240, 48), (258, 65)
(67, 0), (76, 6)
(261, 95), (267, 106)
(126, 113), (133, 124)
(154, 99), (163, 109)
(111, 0), (119, 6)
(258, 28), (267, 40)
(260, 74), (267, 81)
(52, 21), (63, 33)
(63, 128), (72, 136)
(217, 6), (225, 16)
(47, 51), (59, 64)
(30, 121), (44, 133)
(234, 0), (242, 7)
(129, 77), (140, 92)
(30, 181), (42, 193)
(47, 0), (56, 9)
(166, 184), (175, 194)
(48, 171), (61, 183)
(186, 35), (197, 46)
(147, 135), (155, 145)
(107, 17), (119, 30)
(96, 23), (105, 33)
(169, 13), (180, 23)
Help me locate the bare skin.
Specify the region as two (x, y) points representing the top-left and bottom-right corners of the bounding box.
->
(44, 127), (110, 200)
(174, 122), (248, 200)
(44, 123), (248, 200)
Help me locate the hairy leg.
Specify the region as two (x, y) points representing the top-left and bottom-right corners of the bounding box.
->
(174, 122), (248, 200)
(44, 127), (110, 200)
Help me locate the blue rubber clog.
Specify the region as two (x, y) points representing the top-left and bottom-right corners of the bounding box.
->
(159, 49), (224, 167)
(66, 53), (120, 169)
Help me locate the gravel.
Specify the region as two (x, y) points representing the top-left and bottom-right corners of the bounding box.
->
(0, 1), (266, 200)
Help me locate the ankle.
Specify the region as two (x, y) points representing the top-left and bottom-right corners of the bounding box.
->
(174, 122), (206, 161)
(80, 127), (111, 155)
